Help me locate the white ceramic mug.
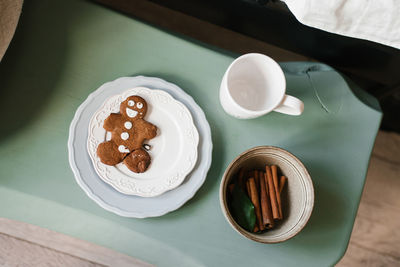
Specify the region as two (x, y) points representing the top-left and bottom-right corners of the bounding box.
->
(219, 53), (304, 119)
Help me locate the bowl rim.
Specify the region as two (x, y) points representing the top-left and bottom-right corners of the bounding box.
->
(219, 145), (314, 244)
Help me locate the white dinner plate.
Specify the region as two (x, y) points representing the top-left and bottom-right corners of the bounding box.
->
(68, 76), (212, 218)
(87, 87), (199, 197)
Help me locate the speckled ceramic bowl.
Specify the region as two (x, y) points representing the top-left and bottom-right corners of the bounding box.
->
(220, 146), (314, 243)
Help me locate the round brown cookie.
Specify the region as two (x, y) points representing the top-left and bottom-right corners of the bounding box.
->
(123, 149), (151, 173)
(97, 141), (126, 165)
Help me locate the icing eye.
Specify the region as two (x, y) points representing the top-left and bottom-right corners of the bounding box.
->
(136, 102), (143, 109)
(128, 100), (135, 106)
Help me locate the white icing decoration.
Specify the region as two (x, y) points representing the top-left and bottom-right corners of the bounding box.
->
(137, 102), (143, 109)
(118, 145), (130, 153)
(121, 132), (129, 140)
(128, 100), (135, 106)
(126, 108), (138, 118)
(124, 121), (132, 129)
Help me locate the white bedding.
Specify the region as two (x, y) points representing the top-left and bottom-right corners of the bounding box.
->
(284, 0), (400, 49)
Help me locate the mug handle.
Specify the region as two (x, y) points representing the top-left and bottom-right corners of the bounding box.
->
(273, 95), (304, 116)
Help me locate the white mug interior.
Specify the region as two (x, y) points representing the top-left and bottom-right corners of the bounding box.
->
(227, 54), (286, 113)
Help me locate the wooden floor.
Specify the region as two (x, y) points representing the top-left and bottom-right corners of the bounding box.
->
(337, 130), (400, 266)
(0, 130), (399, 266)
(0, 218), (152, 267)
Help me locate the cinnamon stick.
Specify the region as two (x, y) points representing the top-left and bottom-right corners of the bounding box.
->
(265, 166), (280, 220)
(247, 178), (264, 232)
(253, 224), (259, 233)
(259, 171), (274, 228)
(271, 165), (282, 219)
(279, 175), (286, 194)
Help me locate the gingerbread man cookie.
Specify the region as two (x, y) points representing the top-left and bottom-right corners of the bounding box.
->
(96, 95), (158, 173)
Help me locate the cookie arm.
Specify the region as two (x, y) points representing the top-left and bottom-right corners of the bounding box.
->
(142, 121), (158, 140)
(103, 113), (121, 131)
(130, 119), (158, 150)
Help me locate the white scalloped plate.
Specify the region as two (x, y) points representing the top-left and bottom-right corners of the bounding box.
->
(87, 87), (199, 197)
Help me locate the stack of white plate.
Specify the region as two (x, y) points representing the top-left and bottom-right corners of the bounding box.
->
(68, 76), (212, 218)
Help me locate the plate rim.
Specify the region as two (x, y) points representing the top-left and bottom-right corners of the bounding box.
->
(86, 86), (200, 197)
(68, 76), (213, 217)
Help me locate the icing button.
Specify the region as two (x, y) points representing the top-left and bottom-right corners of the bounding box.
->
(124, 121), (132, 129)
(121, 132), (129, 140)
(118, 145), (129, 153)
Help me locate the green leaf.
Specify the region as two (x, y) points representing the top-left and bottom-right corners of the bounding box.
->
(229, 185), (256, 232)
